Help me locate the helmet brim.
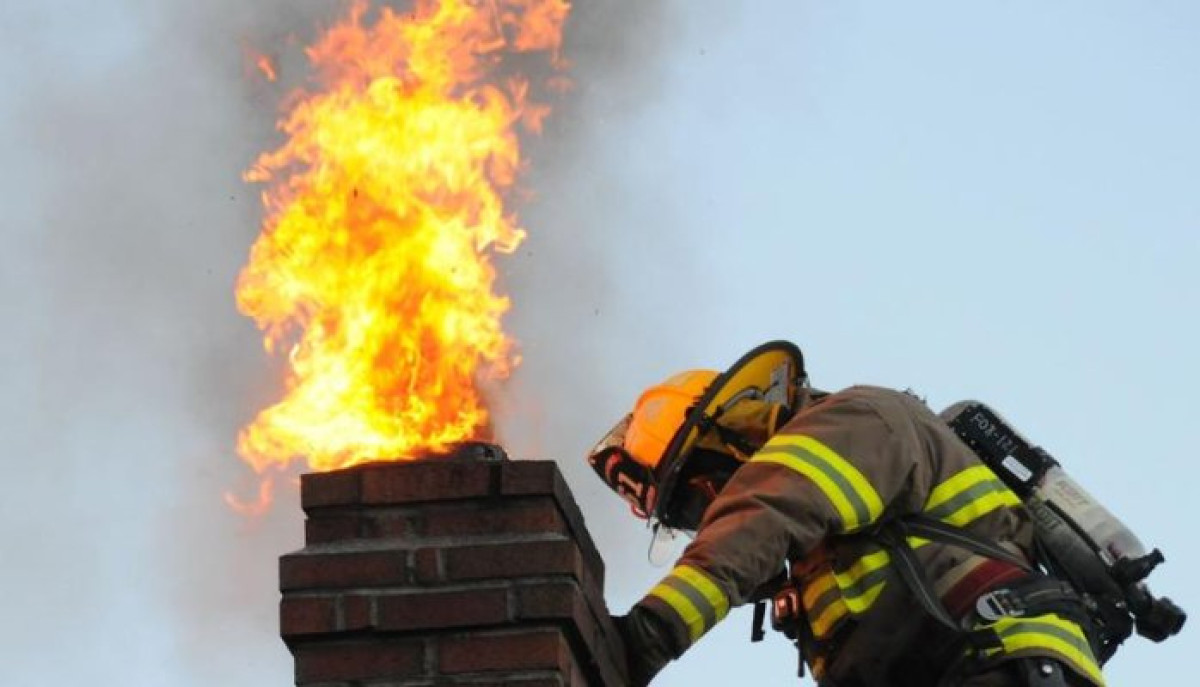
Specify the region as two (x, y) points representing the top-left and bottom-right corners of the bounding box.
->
(651, 340), (806, 527)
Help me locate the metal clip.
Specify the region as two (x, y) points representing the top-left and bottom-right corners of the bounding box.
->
(771, 587), (804, 639)
(975, 588), (1026, 621)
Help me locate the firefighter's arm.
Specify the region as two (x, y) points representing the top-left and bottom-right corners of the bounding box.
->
(625, 389), (929, 671)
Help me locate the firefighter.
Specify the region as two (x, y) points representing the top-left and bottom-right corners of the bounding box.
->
(586, 341), (1105, 687)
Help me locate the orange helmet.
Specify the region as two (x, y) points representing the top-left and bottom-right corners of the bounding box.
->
(585, 370), (717, 519)
(625, 370), (719, 470)
(587, 341), (807, 529)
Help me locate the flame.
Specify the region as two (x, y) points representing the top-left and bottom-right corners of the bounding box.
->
(223, 474), (276, 518)
(242, 44), (279, 82)
(255, 54), (278, 82)
(235, 0), (569, 488)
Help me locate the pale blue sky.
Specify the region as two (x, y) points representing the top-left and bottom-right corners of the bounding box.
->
(1, 1), (1196, 685)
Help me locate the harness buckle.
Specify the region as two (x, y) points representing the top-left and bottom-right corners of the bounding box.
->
(771, 586), (804, 639)
(975, 588), (1026, 621)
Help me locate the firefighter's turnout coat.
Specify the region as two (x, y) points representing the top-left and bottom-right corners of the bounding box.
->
(638, 386), (1105, 686)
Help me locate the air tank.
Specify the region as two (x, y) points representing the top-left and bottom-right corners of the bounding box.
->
(1033, 464), (1147, 565)
(938, 401), (1145, 566)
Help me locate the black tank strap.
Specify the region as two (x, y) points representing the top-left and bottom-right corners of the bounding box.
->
(875, 521), (1002, 651)
(899, 515), (1034, 572)
(876, 523), (962, 632)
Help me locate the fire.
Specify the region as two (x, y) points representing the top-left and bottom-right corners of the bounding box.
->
(235, 0), (569, 490)
(255, 54), (278, 82)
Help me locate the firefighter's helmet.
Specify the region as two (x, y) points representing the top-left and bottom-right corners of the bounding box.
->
(586, 341), (807, 530)
(627, 370), (719, 470)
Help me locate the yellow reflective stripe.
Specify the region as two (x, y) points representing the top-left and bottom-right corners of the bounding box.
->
(646, 565), (729, 644)
(809, 595), (849, 637)
(831, 536), (929, 600)
(844, 580), (886, 613)
(825, 548), (888, 614)
(924, 465), (1022, 526)
(802, 570), (837, 609)
(802, 570), (849, 638)
(801, 535), (930, 625)
(989, 614), (1105, 686)
(926, 465), (994, 511)
(943, 489), (1022, 527)
(647, 581), (706, 642)
(673, 565), (730, 620)
(834, 549), (890, 597)
(754, 434), (884, 531)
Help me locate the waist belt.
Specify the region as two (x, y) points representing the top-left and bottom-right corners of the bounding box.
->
(763, 516), (1095, 681)
(942, 558), (1029, 620)
(874, 515), (1093, 652)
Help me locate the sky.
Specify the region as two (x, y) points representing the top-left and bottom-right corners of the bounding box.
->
(1, 1), (1197, 685)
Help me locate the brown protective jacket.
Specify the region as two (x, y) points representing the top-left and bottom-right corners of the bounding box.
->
(638, 385), (1105, 686)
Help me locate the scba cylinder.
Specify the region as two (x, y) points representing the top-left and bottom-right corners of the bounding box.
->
(1033, 465), (1147, 565)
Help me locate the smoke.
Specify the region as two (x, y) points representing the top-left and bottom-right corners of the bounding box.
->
(496, 0), (762, 607)
(497, 0), (674, 571)
(0, 0), (686, 683)
(1, 1), (339, 683)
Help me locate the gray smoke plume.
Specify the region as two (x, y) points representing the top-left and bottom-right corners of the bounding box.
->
(0, 2), (327, 683)
(497, 0), (677, 597)
(0, 1), (678, 683)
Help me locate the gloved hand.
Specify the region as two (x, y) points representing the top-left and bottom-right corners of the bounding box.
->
(612, 606), (681, 687)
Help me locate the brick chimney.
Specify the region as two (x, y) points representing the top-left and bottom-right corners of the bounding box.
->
(279, 444), (628, 686)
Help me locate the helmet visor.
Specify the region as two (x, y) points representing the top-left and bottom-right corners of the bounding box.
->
(586, 413), (658, 518)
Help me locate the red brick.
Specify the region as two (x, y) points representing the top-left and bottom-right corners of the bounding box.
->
(376, 587), (510, 631)
(500, 461), (559, 496)
(294, 639), (424, 683)
(516, 581), (629, 687)
(413, 548), (441, 583)
(280, 550), (409, 591)
(449, 679), (564, 687)
(343, 594), (373, 631)
(280, 596), (338, 638)
(443, 540), (583, 582)
(366, 512), (414, 538)
(438, 628), (569, 674)
(419, 498), (567, 538)
(300, 470), (361, 509)
(499, 462), (607, 593)
(282, 457), (629, 687)
(514, 581), (580, 621)
(304, 513), (361, 544)
(361, 460), (494, 505)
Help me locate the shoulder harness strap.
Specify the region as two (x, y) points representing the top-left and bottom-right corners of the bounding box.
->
(874, 518), (1005, 651)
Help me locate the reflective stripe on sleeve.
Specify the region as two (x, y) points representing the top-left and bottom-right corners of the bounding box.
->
(924, 465), (1022, 527)
(985, 614), (1106, 686)
(752, 434), (885, 532)
(646, 565), (730, 644)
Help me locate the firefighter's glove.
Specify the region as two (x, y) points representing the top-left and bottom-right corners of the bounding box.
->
(613, 606), (680, 687)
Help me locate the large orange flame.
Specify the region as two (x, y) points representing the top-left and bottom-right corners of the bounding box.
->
(235, 0), (569, 490)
